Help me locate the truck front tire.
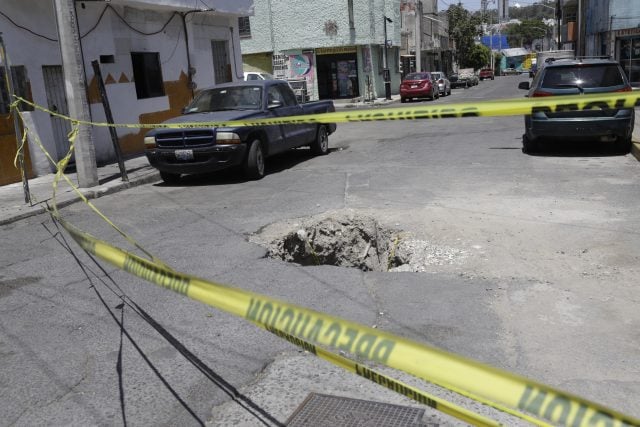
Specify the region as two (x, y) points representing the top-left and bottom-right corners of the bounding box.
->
(160, 171), (180, 184)
(244, 139), (265, 180)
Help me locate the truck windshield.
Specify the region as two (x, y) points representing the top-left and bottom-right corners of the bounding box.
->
(184, 86), (263, 113)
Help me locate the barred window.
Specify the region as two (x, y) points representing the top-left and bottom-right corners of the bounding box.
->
(238, 17), (251, 38)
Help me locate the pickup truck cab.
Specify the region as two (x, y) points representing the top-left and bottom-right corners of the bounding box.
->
(144, 80), (336, 182)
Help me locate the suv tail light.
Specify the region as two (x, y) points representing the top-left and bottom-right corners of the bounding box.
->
(615, 86), (632, 92)
(532, 90), (554, 97)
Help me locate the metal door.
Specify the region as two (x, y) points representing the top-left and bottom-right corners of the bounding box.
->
(42, 65), (72, 160)
(211, 40), (231, 84)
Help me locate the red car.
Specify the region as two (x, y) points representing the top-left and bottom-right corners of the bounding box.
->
(400, 72), (439, 103)
(479, 68), (495, 80)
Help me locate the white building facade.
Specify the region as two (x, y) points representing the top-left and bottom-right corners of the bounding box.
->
(0, 0), (252, 184)
(240, 0), (402, 102)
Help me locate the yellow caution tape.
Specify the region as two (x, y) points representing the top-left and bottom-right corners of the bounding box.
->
(265, 325), (507, 427)
(14, 92), (640, 426)
(55, 216), (640, 427)
(12, 107), (171, 269)
(14, 91), (640, 129)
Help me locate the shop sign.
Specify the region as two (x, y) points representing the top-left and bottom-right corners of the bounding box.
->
(615, 28), (640, 37)
(316, 46), (357, 55)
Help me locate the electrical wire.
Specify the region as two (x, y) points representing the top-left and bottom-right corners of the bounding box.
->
(0, 5), (180, 43)
(0, 9), (57, 42)
(42, 217), (284, 427)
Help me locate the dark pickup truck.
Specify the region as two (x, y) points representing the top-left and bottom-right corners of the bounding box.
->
(144, 80), (336, 182)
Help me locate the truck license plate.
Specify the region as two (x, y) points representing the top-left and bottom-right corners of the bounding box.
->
(175, 149), (194, 161)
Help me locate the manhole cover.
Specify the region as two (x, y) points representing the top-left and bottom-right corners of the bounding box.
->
(286, 393), (430, 426)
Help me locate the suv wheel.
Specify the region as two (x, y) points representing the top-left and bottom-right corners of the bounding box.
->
(522, 134), (538, 154)
(614, 136), (632, 154)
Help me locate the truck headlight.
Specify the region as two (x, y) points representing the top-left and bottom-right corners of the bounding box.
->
(144, 136), (156, 149)
(216, 132), (241, 143)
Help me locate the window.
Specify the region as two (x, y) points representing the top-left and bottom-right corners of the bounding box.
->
(0, 66), (33, 114)
(131, 52), (165, 99)
(542, 65), (625, 89)
(238, 17), (251, 38)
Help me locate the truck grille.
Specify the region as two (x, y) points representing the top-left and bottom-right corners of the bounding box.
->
(155, 130), (215, 148)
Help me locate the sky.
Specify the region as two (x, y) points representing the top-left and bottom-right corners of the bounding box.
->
(441, 0), (482, 11)
(443, 0), (548, 12)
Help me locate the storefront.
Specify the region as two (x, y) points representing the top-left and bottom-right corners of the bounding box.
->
(316, 46), (359, 99)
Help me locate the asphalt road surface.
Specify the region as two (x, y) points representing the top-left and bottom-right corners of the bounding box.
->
(2, 74), (639, 426)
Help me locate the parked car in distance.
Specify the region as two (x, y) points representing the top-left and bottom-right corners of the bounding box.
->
(244, 71), (274, 81)
(479, 68), (495, 80)
(430, 71), (451, 96)
(468, 72), (480, 86)
(449, 73), (467, 88)
(502, 67), (521, 76)
(517, 58), (634, 153)
(400, 72), (439, 102)
(144, 80), (337, 182)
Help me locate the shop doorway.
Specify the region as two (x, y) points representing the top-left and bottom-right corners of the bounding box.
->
(317, 53), (359, 99)
(619, 37), (640, 86)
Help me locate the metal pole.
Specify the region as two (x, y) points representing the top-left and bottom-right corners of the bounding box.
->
(53, 0), (98, 188)
(0, 33), (31, 204)
(91, 60), (128, 182)
(556, 0), (561, 48)
(577, 0), (582, 56)
(415, 2), (421, 72)
(383, 15), (392, 100)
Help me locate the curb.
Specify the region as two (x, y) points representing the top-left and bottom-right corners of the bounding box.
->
(632, 142), (640, 162)
(0, 170), (161, 226)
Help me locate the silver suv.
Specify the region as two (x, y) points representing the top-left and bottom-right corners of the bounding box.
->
(518, 58), (634, 153)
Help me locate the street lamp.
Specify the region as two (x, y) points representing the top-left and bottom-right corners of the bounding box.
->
(383, 15), (392, 100)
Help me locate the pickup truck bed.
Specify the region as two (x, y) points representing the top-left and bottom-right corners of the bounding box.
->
(144, 80), (336, 182)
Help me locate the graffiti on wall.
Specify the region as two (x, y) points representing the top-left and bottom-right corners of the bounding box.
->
(289, 53), (315, 100)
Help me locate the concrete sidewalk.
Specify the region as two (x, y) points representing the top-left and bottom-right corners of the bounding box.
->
(0, 155), (160, 226)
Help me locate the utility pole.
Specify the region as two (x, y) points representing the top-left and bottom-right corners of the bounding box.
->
(53, 0), (98, 188)
(415, 1), (421, 72)
(383, 15), (392, 100)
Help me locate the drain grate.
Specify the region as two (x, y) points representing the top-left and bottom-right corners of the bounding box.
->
(286, 393), (430, 426)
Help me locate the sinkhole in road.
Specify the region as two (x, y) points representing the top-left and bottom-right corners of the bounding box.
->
(253, 212), (468, 273)
(263, 215), (403, 272)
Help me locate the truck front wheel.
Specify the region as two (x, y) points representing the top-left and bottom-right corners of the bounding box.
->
(160, 171), (180, 184)
(311, 125), (329, 155)
(244, 139), (265, 180)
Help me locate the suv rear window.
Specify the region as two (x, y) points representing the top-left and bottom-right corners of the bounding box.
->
(541, 64), (625, 89)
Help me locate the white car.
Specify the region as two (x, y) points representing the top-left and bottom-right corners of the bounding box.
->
(430, 71), (451, 96)
(244, 71), (274, 81)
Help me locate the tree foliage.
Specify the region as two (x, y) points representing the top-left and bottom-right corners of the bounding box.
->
(447, 4), (482, 68)
(504, 19), (549, 49)
(467, 44), (491, 70)
(471, 1), (556, 22)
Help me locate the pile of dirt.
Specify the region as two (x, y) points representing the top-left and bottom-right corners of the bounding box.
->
(252, 211), (467, 272)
